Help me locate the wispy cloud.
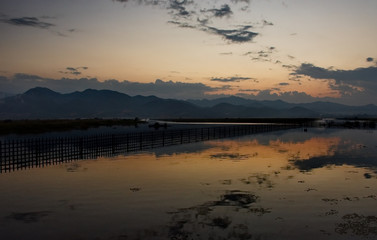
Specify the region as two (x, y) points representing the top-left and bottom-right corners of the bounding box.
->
(202, 4), (233, 18)
(1, 17), (55, 29)
(204, 25), (258, 43)
(59, 67), (89, 76)
(113, 0), (268, 44)
(1, 15), (76, 37)
(211, 76), (256, 82)
(244, 46), (277, 62)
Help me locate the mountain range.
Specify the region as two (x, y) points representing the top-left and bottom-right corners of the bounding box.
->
(0, 87), (377, 119)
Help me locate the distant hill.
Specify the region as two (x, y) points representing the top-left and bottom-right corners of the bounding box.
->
(0, 87), (376, 119)
(188, 96), (377, 117)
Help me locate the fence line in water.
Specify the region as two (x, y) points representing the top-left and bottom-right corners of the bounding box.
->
(0, 124), (297, 173)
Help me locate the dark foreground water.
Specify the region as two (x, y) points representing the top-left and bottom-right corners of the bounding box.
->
(0, 128), (376, 240)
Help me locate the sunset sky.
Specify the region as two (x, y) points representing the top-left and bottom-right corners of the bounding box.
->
(1, 0), (377, 105)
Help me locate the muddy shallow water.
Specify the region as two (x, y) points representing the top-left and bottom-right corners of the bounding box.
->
(0, 128), (376, 240)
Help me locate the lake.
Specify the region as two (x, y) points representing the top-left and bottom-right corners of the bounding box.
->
(0, 128), (376, 240)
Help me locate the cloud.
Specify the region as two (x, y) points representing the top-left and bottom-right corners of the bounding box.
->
(168, 0), (193, 17)
(244, 46), (277, 62)
(167, 20), (195, 28)
(236, 89), (335, 103)
(0, 74), (216, 99)
(203, 4), (233, 18)
(211, 76), (256, 82)
(113, 0), (261, 44)
(262, 20), (273, 26)
(1, 17), (55, 29)
(1, 15), (74, 37)
(59, 66), (89, 76)
(295, 63), (377, 83)
(293, 63), (377, 98)
(204, 25), (258, 43)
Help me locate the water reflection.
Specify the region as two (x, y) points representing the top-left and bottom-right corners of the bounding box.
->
(0, 128), (376, 239)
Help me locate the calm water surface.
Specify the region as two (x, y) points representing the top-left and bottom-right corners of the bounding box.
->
(0, 128), (376, 240)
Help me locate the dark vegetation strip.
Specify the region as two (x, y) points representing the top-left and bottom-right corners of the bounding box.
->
(165, 117), (377, 128)
(164, 118), (319, 124)
(0, 118), (144, 135)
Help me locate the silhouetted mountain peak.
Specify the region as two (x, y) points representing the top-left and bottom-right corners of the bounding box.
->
(24, 87), (60, 97)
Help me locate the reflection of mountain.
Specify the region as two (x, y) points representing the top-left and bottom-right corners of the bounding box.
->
(1, 87), (377, 119)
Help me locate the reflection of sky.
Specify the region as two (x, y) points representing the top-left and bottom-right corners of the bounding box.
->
(0, 128), (376, 239)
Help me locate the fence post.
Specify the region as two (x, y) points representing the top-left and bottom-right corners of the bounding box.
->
(111, 135), (115, 155)
(80, 137), (84, 159)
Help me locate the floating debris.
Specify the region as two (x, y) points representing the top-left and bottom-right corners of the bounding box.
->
(130, 187), (141, 192)
(239, 174), (275, 189)
(363, 195), (377, 200)
(305, 188), (318, 192)
(210, 153), (250, 161)
(200, 182), (211, 186)
(227, 224), (252, 240)
(6, 211), (52, 223)
(325, 209), (339, 216)
(322, 198), (339, 205)
(320, 229), (332, 236)
(335, 213), (377, 236)
(248, 207), (272, 216)
(210, 217), (232, 229)
(220, 179), (232, 185)
(214, 190), (259, 208)
(342, 196), (360, 201)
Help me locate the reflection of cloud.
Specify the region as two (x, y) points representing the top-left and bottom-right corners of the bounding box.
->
(289, 135), (377, 172)
(292, 154), (377, 172)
